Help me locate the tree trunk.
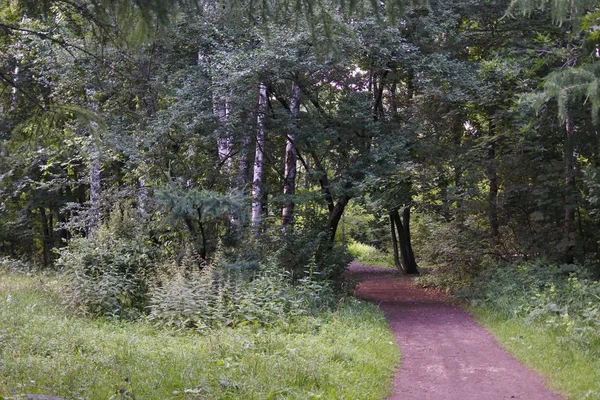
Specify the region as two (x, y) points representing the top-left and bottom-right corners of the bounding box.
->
(328, 195), (349, 243)
(10, 64), (19, 112)
(251, 83), (267, 235)
(282, 80), (300, 228)
(58, 187), (70, 245)
(237, 127), (252, 194)
(438, 165), (450, 220)
(564, 104), (576, 263)
(214, 94), (233, 178)
(391, 208), (419, 274)
(86, 157), (101, 237)
(487, 116), (499, 237)
(402, 207), (417, 271)
(389, 214), (402, 271)
(85, 88), (101, 237)
(138, 176), (148, 217)
(39, 207), (52, 267)
(390, 80), (398, 119)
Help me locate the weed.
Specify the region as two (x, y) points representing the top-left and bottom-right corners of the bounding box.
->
(0, 271), (399, 400)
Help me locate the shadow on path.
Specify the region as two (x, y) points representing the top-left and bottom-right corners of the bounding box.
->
(346, 262), (563, 400)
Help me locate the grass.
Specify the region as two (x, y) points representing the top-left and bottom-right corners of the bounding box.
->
(347, 242), (395, 269)
(0, 271), (399, 400)
(472, 307), (600, 400)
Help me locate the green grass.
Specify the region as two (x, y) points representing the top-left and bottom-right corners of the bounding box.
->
(347, 242), (395, 269)
(0, 271), (399, 400)
(472, 307), (600, 400)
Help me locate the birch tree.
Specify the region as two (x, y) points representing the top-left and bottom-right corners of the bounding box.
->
(251, 83), (267, 235)
(281, 79), (300, 228)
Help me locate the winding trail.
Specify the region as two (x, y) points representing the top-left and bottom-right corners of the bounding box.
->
(346, 262), (563, 400)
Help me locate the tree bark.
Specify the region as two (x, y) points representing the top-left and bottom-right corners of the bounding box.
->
(138, 176), (148, 218)
(214, 94), (233, 177)
(487, 116), (499, 237)
(391, 208), (419, 274)
(85, 88), (101, 237)
(39, 207), (52, 267)
(237, 132), (252, 193)
(10, 64), (19, 112)
(251, 83), (267, 235)
(86, 157), (101, 237)
(389, 213), (402, 271)
(402, 207), (418, 272)
(438, 165), (450, 220)
(282, 79), (300, 229)
(564, 104), (576, 263)
(328, 195), (350, 242)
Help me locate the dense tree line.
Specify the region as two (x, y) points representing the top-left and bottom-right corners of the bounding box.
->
(1, 0), (600, 280)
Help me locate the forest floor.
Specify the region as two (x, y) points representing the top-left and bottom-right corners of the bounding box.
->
(346, 262), (565, 400)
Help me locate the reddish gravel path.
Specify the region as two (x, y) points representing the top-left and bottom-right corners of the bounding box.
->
(346, 262), (563, 400)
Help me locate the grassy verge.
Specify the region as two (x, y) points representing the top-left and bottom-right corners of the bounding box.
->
(472, 307), (600, 400)
(0, 271), (399, 400)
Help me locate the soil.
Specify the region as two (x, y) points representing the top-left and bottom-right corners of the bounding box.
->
(346, 262), (564, 400)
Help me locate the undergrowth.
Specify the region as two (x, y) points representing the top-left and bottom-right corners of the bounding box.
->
(0, 270), (399, 400)
(148, 256), (337, 330)
(466, 261), (600, 399)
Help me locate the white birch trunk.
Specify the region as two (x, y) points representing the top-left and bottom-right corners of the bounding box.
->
(237, 132), (252, 193)
(138, 176), (148, 217)
(281, 80), (300, 228)
(85, 88), (101, 237)
(251, 83), (267, 234)
(87, 158), (101, 236)
(10, 65), (19, 112)
(214, 95), (233, 171)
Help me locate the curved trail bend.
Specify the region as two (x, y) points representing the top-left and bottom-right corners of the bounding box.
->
(347, 262), (563, 400)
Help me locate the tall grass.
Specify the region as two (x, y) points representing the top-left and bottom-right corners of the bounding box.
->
(0, 271), (399, 399)
(473, 309), (600, 399)
(466, 261), (600, 399)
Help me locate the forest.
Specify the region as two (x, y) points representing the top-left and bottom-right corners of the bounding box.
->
(1, 0), (600, 398)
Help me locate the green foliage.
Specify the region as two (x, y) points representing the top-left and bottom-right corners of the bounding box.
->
(507, 0), (597, 27)
(474, 311), (600, 399)
(0, 271), (399, 400)
(0, 257), (36, 273)
(467, 261), (600, 352)
(531, 63), (600, 124)
(417, 217), (489, 275)
(413, 270), (472, 292)
(272, 227), (353, 284)
(149, 254), (337, 329)
(57, 207), (160, 318)
(347, 240), (395, 268)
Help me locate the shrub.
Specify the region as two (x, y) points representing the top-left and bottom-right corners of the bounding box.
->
(273, 228), (352, 285)
(57, 207), (160, 318)
(148, 255), (337, 330)
(413, 270), (473, 292)
(418, 217), (489, 274)
(466, 261), (600, 352)
(0, 257), (35, 273)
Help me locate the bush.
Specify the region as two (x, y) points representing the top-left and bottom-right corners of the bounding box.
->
(413, 270), (473, 292)
(148, 254), (337, 330)
(273, 228), (352, 285)
(466, 261), (600, 352)
(57, 207), (160, 318)
(418, 217), (489, 274)
(0, 257), (35, 273)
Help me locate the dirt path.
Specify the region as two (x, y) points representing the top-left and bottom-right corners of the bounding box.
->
(346, 262), (563, 400)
